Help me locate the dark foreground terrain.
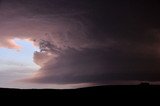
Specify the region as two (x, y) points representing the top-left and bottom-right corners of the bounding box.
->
(1, 84), (160, 98)
(1, 84), (159, 104)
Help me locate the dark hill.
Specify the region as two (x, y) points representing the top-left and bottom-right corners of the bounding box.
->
(0, 84), (160, 97)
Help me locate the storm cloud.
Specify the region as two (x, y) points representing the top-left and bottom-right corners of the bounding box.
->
(1, 0), (160, 86)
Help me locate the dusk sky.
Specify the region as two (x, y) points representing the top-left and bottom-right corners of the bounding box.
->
(1, 0), (160, 89)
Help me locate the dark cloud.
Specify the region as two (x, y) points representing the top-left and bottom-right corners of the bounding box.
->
(28, 47), (160, 84)
(26, 0), (160, 85)
(1, 0), (160, 86)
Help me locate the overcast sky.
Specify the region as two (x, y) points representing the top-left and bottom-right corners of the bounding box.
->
(1, 0), (160, 89)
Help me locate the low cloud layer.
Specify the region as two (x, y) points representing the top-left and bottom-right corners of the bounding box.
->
(1, 0), (160, 86)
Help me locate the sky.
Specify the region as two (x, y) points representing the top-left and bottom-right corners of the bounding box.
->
(1, 0), (160, 89)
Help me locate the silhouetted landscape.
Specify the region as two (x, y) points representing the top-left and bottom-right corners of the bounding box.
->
(1, 83), (160, 98)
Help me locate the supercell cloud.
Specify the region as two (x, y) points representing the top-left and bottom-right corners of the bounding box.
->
(1, 0), (160, 86)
